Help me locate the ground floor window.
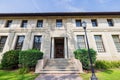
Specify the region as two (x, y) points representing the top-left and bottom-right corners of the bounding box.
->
(0, 36), (7, 52)
(77, 35), (86, 49)
(33, 35), (42, 50)
(15, 36), (25, 50)
(112, 35), (120, 52)
(94, 35), (105, 52)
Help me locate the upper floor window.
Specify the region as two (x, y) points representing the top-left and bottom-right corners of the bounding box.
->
(5, 20), (12, 28)
(107, 19), (114, 26)
(91, 19), (98, 27)
(76, 20), (82, 27)
(37, 20), (43, 27)
(21, 20), (27, 28)
(33, 36), (42, 50)
(15, 36), (25, 50)
(94, 35), (105, 52)
(77, 35), (86, 49)
(56, 19), (62, 27)
(112, 35), (120, 52)
(0, 36), (7, 52)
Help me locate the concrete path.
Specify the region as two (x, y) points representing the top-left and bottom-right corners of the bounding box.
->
(35, 73), (82, 80)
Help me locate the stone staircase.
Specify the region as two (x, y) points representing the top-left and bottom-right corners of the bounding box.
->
(35, 58), (83, 73)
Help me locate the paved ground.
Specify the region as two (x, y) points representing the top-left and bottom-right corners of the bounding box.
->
(35, 73), (82, 80)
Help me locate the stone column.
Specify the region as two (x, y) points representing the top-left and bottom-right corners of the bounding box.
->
(64, 37), (67, 58)
(22, 31), (32, 50)
(3, 31), (15, 53)
(51, 37), (54, 58)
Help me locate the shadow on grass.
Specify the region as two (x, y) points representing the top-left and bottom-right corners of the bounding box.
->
(102, 69), (113, 74)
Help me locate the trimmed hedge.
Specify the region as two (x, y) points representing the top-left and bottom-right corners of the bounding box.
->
(1, 50), (20, 70)
(95, 60), (120, 70)
(19, 49), (43, 69)
(74, 48), (97, 70)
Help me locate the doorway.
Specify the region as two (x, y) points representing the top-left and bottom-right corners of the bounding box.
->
(54, 38), (64, 58)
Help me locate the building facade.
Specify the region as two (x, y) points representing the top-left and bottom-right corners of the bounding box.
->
(0, 12), (120, 61)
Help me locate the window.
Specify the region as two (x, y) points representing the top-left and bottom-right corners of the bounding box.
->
(56, 19), (62, 27)
(21, 20), (27, 28)
(5, 20), (12, 27)
(33, 36), (42, 50)
(112, 35), (120, 52)
(94, 35), (105, 52)
(91, 19), (98, 27)
(15, 36), (25, 50)
(77, 35), (86, 49)
(107, 19), (114, 26)
(76, 20), (82, 27)
(37, 20), (43, 27)
(0, 36), (7, 52)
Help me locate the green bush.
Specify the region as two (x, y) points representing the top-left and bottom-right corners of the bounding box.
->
(18, 67), (29, 74)
(1, 50), (20, 70)
(19, 49), (43, 69)
(95, 60), (120, 70)
(74, 48), (97, 70)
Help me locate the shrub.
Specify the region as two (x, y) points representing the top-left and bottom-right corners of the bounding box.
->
(19, 49), (43, 69)
(74, 48), (97, 70)
(95, 60), (120, 70)
(18, 67), (29, 74)
(1, 50), (20, 70)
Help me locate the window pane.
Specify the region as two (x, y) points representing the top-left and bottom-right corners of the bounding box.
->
(112, 35), (120, 52)
(76, 20), (82, 27)
(5, 20), (12, 27)
(94, 35), (105, 52)
(0, 36), (7, 52)
(107, 19), (114, 26)
(15, 36), (25, 50)
(37, 20), (43, 27)
(56, 19), (62, 27)
(33, 36), (42, 50)
(77, 35), (86, 49)
(21, 20), (27, 28)
(91, 19), (98, 27)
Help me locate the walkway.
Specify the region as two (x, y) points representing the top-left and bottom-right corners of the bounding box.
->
(35, 73), (82, 80)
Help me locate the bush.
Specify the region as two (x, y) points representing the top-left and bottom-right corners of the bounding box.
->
(95, 60), (120, 70)
(19, 49), (43, 69)
(18, 67), (29, 74)
(1, 50), (20, 70)
(74, 48), (97, 70)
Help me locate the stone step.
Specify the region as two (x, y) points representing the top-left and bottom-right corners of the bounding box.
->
(35, 58), (83, 73)
(38, 70), (81, 74)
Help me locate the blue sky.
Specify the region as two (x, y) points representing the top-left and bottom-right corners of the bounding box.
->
(0, 0), (120, 13)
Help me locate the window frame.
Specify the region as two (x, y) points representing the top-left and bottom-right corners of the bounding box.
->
(21, 20), (28, 28)
(77, 35), (86, 49)
(94, 35), (105, 53)
(0, 36), (7, 52)
(91, 19), (98, 27)
(5, 20), (12, 28)
(15, 36), (25, 50)
(32, 35), (42, 50)
(107, 19), (114, 27)
(76, 20), (82, 27)
(56, 19), (62, 27)
(36, 20), (43, 28)
(112, 35), (120, 52)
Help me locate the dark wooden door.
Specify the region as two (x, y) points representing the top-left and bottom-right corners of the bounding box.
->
(54, 38), (64, 58)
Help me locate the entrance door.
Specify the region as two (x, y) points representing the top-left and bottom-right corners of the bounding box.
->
(54, 38), (64, 58)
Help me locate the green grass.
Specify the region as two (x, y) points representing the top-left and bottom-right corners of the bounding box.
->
(80, 68), (120, 80)
(0, 70), (38, 80)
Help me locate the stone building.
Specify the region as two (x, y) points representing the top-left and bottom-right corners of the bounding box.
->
(0, 12), (120, 73)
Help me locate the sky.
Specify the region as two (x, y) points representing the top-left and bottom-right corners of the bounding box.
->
(0, 0), (120, 13)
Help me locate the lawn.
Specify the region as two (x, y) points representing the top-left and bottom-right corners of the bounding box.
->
(0, 70), (38, 80)
(80, 68), (120, 80)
